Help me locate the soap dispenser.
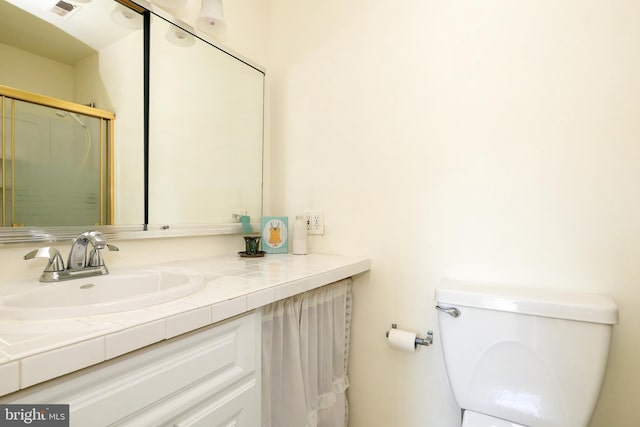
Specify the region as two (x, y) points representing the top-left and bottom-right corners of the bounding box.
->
(292, 215), (307, 255)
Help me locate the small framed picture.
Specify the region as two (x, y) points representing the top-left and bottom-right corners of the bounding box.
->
(261, 216), (288, 254)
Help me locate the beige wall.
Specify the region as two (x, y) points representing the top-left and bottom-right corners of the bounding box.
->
(266, 0), (640, 426)
(0, 42), (73, 99)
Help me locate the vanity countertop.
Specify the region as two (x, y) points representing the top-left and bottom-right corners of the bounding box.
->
(0, 253), (370, 396)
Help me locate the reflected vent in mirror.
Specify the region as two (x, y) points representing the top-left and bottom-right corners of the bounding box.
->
(48, 0), (80, 20)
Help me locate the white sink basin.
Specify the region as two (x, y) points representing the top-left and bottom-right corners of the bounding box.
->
(0, 267), (205, 320)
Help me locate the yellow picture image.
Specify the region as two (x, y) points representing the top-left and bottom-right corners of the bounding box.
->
(261, 216), (288, 253)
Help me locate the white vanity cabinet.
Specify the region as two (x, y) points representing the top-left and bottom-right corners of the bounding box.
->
(1, 312), (261, 427)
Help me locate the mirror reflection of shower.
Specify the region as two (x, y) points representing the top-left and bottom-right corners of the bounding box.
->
(55, 110), (93, 168)
(1, 91), (113, 227)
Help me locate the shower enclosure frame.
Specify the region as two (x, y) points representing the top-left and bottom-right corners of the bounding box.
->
(0, 84), (115, 227)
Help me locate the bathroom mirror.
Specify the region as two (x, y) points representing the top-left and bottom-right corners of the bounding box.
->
(0, 0), (145, 239)
(148, 14), (264, 228)
(0, 0), (265, 243)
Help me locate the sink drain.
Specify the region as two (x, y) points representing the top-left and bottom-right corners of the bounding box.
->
(80, 283), (95, 289)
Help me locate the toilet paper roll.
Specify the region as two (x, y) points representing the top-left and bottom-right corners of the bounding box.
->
(387, 328), (417, 352)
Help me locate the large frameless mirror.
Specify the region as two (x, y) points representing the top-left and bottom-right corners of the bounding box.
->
(0, 0), (264, 243)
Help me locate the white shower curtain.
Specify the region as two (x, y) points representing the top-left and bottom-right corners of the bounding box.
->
(261, 278), (353, 427)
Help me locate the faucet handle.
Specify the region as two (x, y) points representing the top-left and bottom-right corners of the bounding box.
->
(87, 231), (107, 248)
(24, 247), (65, 272)
(87, 249), (102, 267)
(87, 243), (119, 267)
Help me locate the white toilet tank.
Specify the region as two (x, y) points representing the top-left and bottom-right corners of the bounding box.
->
(435, 280), (618, 427)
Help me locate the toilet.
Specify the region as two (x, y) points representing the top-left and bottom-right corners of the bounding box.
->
(435, 280), (618, 427)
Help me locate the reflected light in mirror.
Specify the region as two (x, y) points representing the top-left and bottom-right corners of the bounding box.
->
(196, 0), (225, 34)
(111, 4), (143, 30)
(166, 27), (195, 47)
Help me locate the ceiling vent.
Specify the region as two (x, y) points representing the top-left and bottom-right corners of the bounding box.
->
(47, 0), (80, 20)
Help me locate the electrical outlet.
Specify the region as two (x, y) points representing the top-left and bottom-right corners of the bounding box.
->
(303, 210), (324, 235)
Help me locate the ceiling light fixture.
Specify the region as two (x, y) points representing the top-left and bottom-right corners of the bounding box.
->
(196, 0), (226, 34)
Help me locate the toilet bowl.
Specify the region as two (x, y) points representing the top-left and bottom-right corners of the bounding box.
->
(436, 280), (618, 427)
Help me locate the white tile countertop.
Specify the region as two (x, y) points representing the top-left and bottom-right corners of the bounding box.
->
(0, 253), (370, 396)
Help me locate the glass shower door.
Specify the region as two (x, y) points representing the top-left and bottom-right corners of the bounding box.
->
(2, 99), (107, 226)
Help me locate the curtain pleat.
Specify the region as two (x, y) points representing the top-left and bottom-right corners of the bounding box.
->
(261, 278), (353, 427)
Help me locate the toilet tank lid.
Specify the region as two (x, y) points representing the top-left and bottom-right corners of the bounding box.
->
(435, 280), (619, 324)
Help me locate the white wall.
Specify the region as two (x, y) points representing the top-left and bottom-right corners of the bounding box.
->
(73, 30), (146, 225)
(266, 0), (640, 426)
(95, 30), (145, 225)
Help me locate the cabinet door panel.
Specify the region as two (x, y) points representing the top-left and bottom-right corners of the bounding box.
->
(2, 313), (260, 427)
(172, 378), (259, 427)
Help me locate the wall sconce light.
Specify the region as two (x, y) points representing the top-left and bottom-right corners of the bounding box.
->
(111, 4), (143, 30)
(166, 27), (196, 47)
(196, 0), (226, 34)
(150, 0), (187, 10)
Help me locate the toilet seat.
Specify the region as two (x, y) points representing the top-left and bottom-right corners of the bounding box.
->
(462, 410), (527, 427)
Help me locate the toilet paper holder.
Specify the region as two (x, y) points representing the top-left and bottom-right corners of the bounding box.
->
(386, 323), (433, 347)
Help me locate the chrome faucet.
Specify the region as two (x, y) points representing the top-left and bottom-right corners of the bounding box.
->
(24, 231), (119, 282)
(68, 231), (112, 270)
